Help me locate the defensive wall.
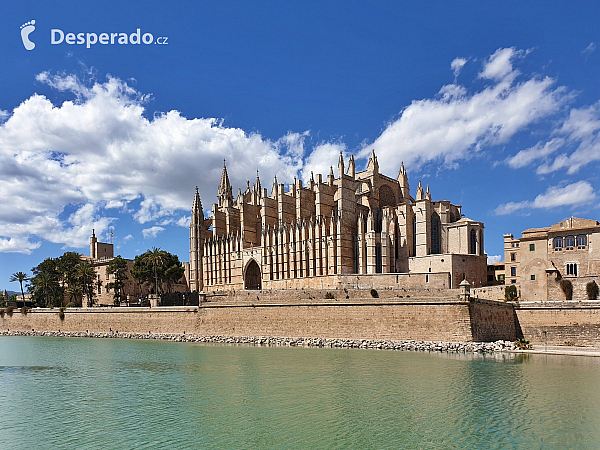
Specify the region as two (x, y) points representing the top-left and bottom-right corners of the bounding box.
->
(514, 301), (600, 347)
(0, 291), (516, 343)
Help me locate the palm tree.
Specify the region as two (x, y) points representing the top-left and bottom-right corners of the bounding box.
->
(77, 262), (97, 307)
(143, 247), (165, 296)
(9, 271), (28, 303)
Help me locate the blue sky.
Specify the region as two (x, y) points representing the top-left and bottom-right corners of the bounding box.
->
(2, 1), (599, 290)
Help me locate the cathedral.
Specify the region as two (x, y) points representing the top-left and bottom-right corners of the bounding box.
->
(189, 151), (486, 292)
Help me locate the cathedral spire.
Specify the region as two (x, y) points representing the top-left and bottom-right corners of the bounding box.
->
(425, 184), (431, 201)
(416, 180), (424, 201)
(347, 155), (355, 178)
(218, 160), (234, 207)
(192, 186), (203, 213)
(338, 151), (345, 178)
(398, 161), (409, 199)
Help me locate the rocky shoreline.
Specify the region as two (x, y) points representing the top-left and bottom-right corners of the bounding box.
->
(0, 330), (522, 353)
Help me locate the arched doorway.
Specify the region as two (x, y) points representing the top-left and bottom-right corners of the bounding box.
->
(244, 259), (262, 290)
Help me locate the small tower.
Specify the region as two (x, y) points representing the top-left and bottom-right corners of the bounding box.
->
(190, 186), (208, 292)
(416, 180), (424, 201)
(338, 152), (345, 178)
(347, 155), (356, 179)
(397, 162), (410, 199)
(217, 160), (234, 207)
(90, 229), (97, 259)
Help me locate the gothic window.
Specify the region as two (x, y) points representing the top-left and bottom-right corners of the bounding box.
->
(566, 263), (578, 276)
(375, 210), (383, 233)
(395, 220), (400, 259)
(469, 229), (477, 255)
(553, 237), (563, 251)
(412, 215), (416, 257)
(375, 244), (382, 273)
(431, 212), (441, 254)
(565, 235), (575, 250)
(379, 185), (397, 208)
(577, 234), (587, 249)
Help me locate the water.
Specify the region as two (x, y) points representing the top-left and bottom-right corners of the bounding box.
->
(1, 337), (599, 449)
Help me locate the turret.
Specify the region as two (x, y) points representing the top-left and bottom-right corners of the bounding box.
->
(347, 155), (355, 179)
(338, 152), (345, 178)
(397, 161), (409, 199)
(217, 160), (234, 207)
(416, 180), (424, 201)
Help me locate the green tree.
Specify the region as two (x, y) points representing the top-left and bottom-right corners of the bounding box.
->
(77, 261), (97, 307)
(58, 252), (83, 303)
(29, 258), (63, 307)
(132, 248), (185, 295)
(106, 256), (129, 306)
(505, 285), (518, 302)
(9, 271), (28, 303)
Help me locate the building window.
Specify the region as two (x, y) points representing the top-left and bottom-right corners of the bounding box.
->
(430, 212), (441, 254)
(511, 279), (516, 284)
(488, 275), (494, 282)
(516, 243), (520, 247)
(470, 229), (477, 254)
(529, 243), (535, 251)
(530, 275), (535, 281)
(577, 234), (587, 249)
(566, 263), (578, 276)
(565, 235), (575, 250)
(510, 252), (516, 261)
(498, 274), (505, 281)
(553, 237), (563, 251)
(511, 267), (516, 277)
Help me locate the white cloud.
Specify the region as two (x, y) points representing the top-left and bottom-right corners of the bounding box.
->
(521, 102), (600, 175)
(582, 42), (596, 57)
(495, 181), (596, 215)
(451, 57), (467, 79)
(0, 73), (307, 252)
(122, 234), (133, 243)
(142, 226), (165, 239)
(487, 255), (502, 264)
(300, 142), (347, 183)
(361, 47), (569, 171)
(507, 138), (565, 169)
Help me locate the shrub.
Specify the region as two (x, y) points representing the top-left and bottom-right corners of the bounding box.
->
(65, 302), (76, 308)
(559, 279), (573, 300)
(514, 338), (532, 350)
(324, 292), (335, 299)
(58, 306), (65, 320)
(0, 308), (4, 317)
(370, 289), (379, 298)
(504, 285), (518, 302)
(20, 306), (28, 315)
(6, 306), (14, 316)
(586, 281), (599, 300)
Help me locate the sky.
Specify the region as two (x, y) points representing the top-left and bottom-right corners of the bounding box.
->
(2, 1), (599, 291)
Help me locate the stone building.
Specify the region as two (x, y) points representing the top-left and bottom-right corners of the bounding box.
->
(189, 152), (487, 292)
(503, 217), (600, 301)
(86, 231), (187, 305)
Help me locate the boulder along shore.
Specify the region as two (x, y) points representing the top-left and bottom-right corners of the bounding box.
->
(0, 330), (522, 353)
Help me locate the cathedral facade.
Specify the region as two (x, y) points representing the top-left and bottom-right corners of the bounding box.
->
(189, 151), (486, 292)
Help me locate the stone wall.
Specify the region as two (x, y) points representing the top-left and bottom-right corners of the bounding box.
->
(515, 301), (600, 347)
(0, 298), (516, 343)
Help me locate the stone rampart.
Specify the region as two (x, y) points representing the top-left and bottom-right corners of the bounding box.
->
(0, 298), (516, 343)
(515, 301), (600, 347)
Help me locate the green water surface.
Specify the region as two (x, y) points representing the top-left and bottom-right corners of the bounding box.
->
(1, 336), (599, 449)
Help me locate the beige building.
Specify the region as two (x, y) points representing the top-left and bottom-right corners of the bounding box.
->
(87, 231), (187, 306)
(189, 151), (487, 292)
(503, 217), (600, 301)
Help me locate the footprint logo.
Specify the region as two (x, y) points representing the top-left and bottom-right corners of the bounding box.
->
(20, 20), (36, 50)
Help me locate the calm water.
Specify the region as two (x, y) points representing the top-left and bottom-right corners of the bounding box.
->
(1, 337), (599, 449)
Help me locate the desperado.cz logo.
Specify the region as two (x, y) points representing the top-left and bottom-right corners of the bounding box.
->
(20, 19), (168, 50)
